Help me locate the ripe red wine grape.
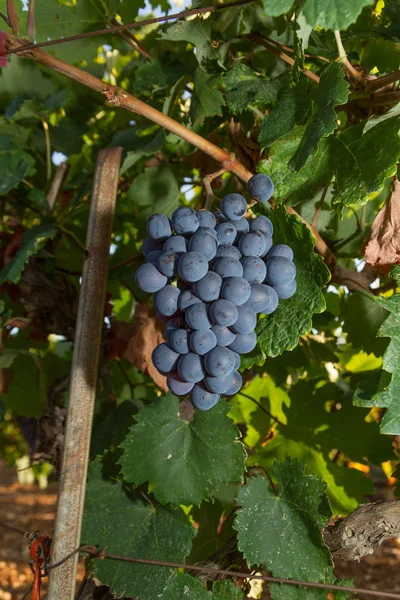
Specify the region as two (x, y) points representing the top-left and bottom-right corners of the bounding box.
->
(189, 228), (218, 260)
(145, 250), (163, 265)
(169, 328), (191, 354)
(190, 384), (220, 410)
(238, 231), (267, 257)
(190, 329), (217, 355)
(178, 251), (208, 282)
(210, 299), (238, 327)
(193, 271), (222, 302)
(164, 316), (184, 341)
(204, 346), (235, 377)
(212, 257), (243, 279)
(250, 215), (273, 238)
(152, 343), (180, 374)
(221, 193), (247, 221)
(247, 173), (274, 203)
(231, 351), (241, 371)
(204, 372), (234, 394)
(154, 285), (180, 316)
(211, 325), (236, 347)
(273, 278), (297, 299)
(266, 256), (296, 286)
(197, 209), (217, 229)
(231, 305), (257, 334)
(185, 302), (212, 330)
(141, 236), (163, 256)
(178, 353), (205, 383)
(228, 330), (257, 354)
(244, 283), (277, 313)
(167, 372), (194, 396)
(135, 263), (167, 293)
(147, 213), (172, 240)
(225, 371), (242, 395)
(157, 251), (179, 277)
(220, 277), (251, 306)
(241, 256), (267, 284)
(163, 235), (187, 254)
(178, 289), (202, 311)
(215, 222), (237, 245)
(172, 207), (199, 235)
(267, 243), (294, 261)
(215, 244), (242, 261)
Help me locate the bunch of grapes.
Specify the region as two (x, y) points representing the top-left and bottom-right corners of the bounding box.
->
(135, 174), (296, 410)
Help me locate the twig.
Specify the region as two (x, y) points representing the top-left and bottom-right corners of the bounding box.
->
(47, 544), (400, 599)
(0, 520), (29, 537)
(0, 10), (9, 25)
(263, 35), (330, 63)
(47, 147), (123, 600)
(60, 226), (86, 253)
(249, 32), (320, 84)
(40, 117), (52, 182)
(311, 185), (329, 229)
(334, 30), (360, 79)
(365, 69), (400, 92)
(239, 391), (286, 427)
(6, 0), (19, 34)
(109, 255), (141, 271)
(202, 168), (227, 210)
(110, 17), (151, 60)
(6, 0), (257, 56)
(47, 162), (68, 211)
(352, 91), (400, 107)
(27, 0), (35, 39)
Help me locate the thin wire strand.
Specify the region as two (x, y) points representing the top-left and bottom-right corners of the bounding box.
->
(0, 521), (29, 537)
(45, 545), (400, 600)
(6, 0), (256, 55)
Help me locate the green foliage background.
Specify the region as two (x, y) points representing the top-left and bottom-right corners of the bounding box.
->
(0, 0), (400, 597)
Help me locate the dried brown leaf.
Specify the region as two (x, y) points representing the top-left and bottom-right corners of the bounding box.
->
(124, 303), (167, 393)
(364, 179), (400, 275)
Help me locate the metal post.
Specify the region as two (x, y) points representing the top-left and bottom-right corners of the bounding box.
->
(47, 147), (123, 599)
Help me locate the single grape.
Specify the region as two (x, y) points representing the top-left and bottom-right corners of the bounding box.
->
(204, 372), (234, 394)
(204, 346), (235, 377)
(141, 237), (163, 257)
(155, 310), (169, 323)
(145, 250), (163, 265)
(189, 228), (218, 260)
(238, 231), (267, 257)
(260, 235), (273, 257)
(201, 226), (219, 244)
(178, 353), (205, 383)
(193, 271), (222, 302)
(244, 283), (278, 314)
(178, 251), (208, 282)
(221, 277), (251, 306)
(212, 257), (243, 279)
(163, 235), (187, 254)
(164, 316), (184, 341)
(229, 331), (257, 354)
(221, 193), (247, 221)
(135, 263), (167, 293)
(167, 372), (194, 396)
(197, 209), (217, 229)
(267, 244), (294, 261)
(215, 222), (237, 245)
(210, 299), (238, 327)
(171, 207), (199, 236)
(227, 217), (249, 235)
(231, 351), (241, 371)
(231, 305), (257, 334)
(266, 256), (296, 286)
(241, 256), (267, 284)
(152, 342), (180, 374)
(169, 328), (190, 354)
(215, 244), (242, 261)
(157, 251), (179, 277)
(190, 329), (217, 355)
(211, 325), (236, 347)
(178, 289), (202, 311)
(214, 210), (225, 222)
(146, 214), (172, 241)
(154, 285), (180, 316)
(225, 371), (243, 395)
(250, 215), (273, 238)
(273, 278), (297, 300)
(247, 173), (274, 203)
(190, 384), (220, 410)
(185, 302), (212, 330)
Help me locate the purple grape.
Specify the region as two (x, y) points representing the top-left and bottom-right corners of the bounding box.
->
(260, 235), (273, 257)
(241, 256), (267, 284)
(212, 257), (243, 279)
(189, 228), (218, 260)
(215, 244), (242, 261)
(171, 207), (199, 236)
(229, 331), (257, 354)
(220, 193), (247, 221)
(185, 302), (212, 330)
(215, 222), (237, 245)
(178, 289), (202, 311)
(266, 256), (296, 286)
(145, 250), (163, 265)
(267, 244), (294, 261)
(167, 372), (194, 396)
(152, 343), (180, 374)
(197, 209), (216, 229)
(227, 217), (249, 235)
(178, 353), (205, 383)
(135, 263), (167, 293)
(247, 173), (274, 203)
(169, 329), (190, 354)
(211, 325), (236, 347)
(250, 215), (273, 238)
(273, 278), (297, 299)
(238, 231), (267, 257)
(163, 235), (188, 254)
(147, 214), (172, 240)
(204, 346), (235, 377)
(164, 316), (184, 341)
(157, 251), (179, 277)
(141, 237), (163, 257)
(190, 384), (220, 410)
(220, 277), (251, 306)
(154, 285), (180, 316)
(204, 372), (234, 394)
(225, 371), (243, 395)
(193, 272), (223, 302)
(231, 305), (257, 334)
(190, 329), (217, 355)
(244, 283), (278, 313)
(231, 351), (241, 371)
(178, 251), (208, 282)
(210, 299), (238, 327)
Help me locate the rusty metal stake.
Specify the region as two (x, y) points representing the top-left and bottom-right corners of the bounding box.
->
(47, 147), (123, 600)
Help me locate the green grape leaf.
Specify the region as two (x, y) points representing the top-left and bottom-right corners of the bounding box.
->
(259, 77), (311, 148)
(90, 400), (135, 460)
(342, 292), (389, 356)
(255, 205), (330, 357)
(262, 0), (294, 16)
(212, 580), (244, 600)
(1, 353), (46, 417)
(224, 64), (280, 115)
(332, 113), (400, 209)
(290, 62), (349, 171)
(82, 459), (196, 600)
(127, 166), (180, 225)
(0, 117), (31, 149)
(160, 19), (217, 66)
(190, 71), (225, 125)
(0, 222), (57, 285)
(0, 150), (36, 195)
(259, 126), (333, 205)
(119, 394), (246, 506)
(234, 459), (334, 589)
(303, 0), (373, 30)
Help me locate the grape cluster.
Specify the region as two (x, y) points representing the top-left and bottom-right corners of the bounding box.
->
(135, 174), (296, 410)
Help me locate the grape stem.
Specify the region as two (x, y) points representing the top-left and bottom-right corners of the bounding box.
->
(6, 0), (19, 34)
(202, 168), (227, 210)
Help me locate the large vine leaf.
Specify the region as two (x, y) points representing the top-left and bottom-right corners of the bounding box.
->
(190, 71), (225, 125)
(354, 267), (400, 434)
(224, 64), (281, 115)
(290, 62), (349, 171)
(259, 126), (333, 205)
(119, 394), (246, 506)
(255, 205), (330, 357)
(234, 458), (349, 599)
(0, 150), (36, 195)
(82, 459), (197, 600)
(303, 0), (373, 31)
(127, 167), (180, 226)
(332, 114), (400, 209)
(159, 19), (217, 66)
(0, 222), (57, 285)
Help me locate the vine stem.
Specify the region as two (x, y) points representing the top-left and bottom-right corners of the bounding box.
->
(47, 162), (68, 211)
(27, 0), (35, 39)
(334, 30), (361, 79)
(6, 0), (19, 34)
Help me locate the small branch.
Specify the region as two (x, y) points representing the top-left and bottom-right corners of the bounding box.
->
(6, 0), (19, 34)
(0, 10), (9, 25)
(202, 168), (227, 210)
(334, 30), (361, 79)
(110, 17), (151, 60)
(249, 32), (320, 84)
(311, 185), (329, 229)
(27, 0), (35, 39)
(365, 69), (400, 93)
(263, 35), (330, 64)
(286, 206), (336, 267)
(47, 162), (68, 211)
(60, 226), (86, 253)
(41, 117), (52, 182)
(109, 255), (141, 271)
(324, 500), (400, 561)
(352, 91), (400, 107)
(6, 0), (257, 56)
